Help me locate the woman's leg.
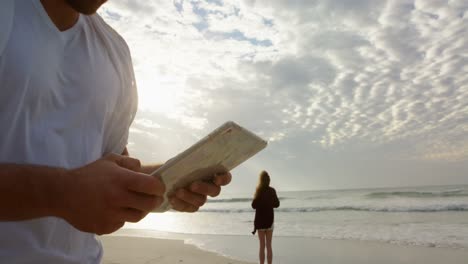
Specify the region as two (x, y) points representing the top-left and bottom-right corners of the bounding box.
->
(265, 230), (273, 264)
(257, 230), (266, 264)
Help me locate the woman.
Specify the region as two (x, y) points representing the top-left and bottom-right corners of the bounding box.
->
(252, 170), (280, 264)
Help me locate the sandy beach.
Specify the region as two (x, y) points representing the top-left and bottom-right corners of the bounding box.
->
(100, 229), (468, 264)
(100, 234), (253, 264)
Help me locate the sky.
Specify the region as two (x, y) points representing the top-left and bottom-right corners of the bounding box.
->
(99, 0), (468, 193)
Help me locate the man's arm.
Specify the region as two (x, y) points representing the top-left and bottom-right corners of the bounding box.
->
(0, 154), (165, 235)
(0, 164), (68, 220)
(122, 148), (232, 212)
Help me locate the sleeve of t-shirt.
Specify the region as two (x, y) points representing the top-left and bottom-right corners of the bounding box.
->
(105, 48), (137, 155)
(99, 20), (138, 156)
(108, 126), (130, 155)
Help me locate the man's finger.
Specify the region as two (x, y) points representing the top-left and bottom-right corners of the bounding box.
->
(98, 221), (125, 236)
(169, 197), (199, 212)
(119, 208), (147, 223)
(118, 157), (141, 172)
(174, 188), (207, 207)
(213, 172), (232, 186)
(123, 191), (163, 212)
(124, 173), (165, 196)
(189, 181), (221, 197)
(105, 154), (141, 172)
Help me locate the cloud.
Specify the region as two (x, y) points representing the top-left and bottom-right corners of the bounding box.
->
(99, 0), (468, 190)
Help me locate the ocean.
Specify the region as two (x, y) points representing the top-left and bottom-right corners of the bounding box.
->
(124, 185), (468, 262)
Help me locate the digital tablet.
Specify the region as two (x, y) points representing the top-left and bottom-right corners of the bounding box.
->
(151, 121), (267, 212)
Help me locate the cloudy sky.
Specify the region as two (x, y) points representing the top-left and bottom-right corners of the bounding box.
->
(99, 0), (468, 193)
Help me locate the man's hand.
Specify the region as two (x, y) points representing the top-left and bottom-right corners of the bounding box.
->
(169, 172), (232, 212)
(58, 154), (165, 235)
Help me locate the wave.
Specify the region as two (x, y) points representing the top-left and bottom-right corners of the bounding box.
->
(207, 197), (287, 203)
(207, 198), (252, 203)
(366, 189), (468, 199)
(199, 204), (468, 213)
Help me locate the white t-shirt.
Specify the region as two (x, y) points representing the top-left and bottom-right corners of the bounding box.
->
(0, 0), (137, 262)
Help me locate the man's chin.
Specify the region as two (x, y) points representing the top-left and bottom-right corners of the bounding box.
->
(65, 0), (107, 15)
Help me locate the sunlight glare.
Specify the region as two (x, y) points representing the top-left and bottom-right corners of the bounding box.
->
(124, 212), (183, 232)
(136, 71), (185, 116)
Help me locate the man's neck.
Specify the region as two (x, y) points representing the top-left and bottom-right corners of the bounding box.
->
(40, 0), (79, 31)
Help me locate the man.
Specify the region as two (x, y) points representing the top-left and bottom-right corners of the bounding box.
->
(0, 0), (231, 263)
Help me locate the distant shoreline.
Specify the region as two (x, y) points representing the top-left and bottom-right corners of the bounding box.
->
(271, 183), (468, 193)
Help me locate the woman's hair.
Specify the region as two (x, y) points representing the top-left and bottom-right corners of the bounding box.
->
(254, 170), (270, 199)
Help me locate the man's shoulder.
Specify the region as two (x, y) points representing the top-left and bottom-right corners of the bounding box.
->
(87, 14), (130, 53)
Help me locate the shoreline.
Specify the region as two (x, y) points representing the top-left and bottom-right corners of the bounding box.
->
(101, 228), (468, 264)
(115, 226), (468, 251)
